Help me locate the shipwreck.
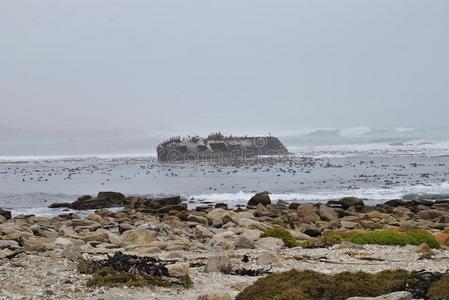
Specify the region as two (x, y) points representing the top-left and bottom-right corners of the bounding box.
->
(157, 132), (288, 162)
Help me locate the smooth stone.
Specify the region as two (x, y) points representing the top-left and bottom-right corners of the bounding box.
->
(204, 255), (232, 274)
(255, 237), (284, 250)
(166, 262), (189, 277)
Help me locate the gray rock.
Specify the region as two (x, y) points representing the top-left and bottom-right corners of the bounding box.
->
(257, 252), (279, 265)
(234, 236), (255, 249)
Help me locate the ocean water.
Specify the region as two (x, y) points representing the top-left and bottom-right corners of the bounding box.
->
(1, 127), (449, 216)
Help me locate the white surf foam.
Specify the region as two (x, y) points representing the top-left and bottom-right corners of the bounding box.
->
(188, 182), (449, 206)
(0, 152), (154, 163)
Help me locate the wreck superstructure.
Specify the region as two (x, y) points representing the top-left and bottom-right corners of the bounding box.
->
(157, 133), (288, 162)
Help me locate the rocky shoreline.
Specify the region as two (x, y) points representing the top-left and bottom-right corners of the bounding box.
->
(1, 192), (449, 299)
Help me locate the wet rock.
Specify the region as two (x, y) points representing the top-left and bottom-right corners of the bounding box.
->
(247, 192), (271, 207)
(204, 255), (232, 274)
(384, 199), (407, 207)
(48, 202), (72, 209)
(411, 199), (434, 206)
(123, 195), (182, 210)
(0, 209), (12, 220)
(340, 197), (365, 208)
(197, 292), (232, 300)
(71, 195), (118, 210)
(97, 191), (125, 201)
(288, 202), (300, 210)
(215, 203), (228, 209)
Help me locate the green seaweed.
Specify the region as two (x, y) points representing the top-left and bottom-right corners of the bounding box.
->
(261, 227), (300, 248)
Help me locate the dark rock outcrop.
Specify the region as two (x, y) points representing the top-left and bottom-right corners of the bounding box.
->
(247, 192), (271, 208)
(327, 197), (365, 209)
(123, 195), (182, 210)
(49, 192), (125, 210)
(0, 209), (11, 220)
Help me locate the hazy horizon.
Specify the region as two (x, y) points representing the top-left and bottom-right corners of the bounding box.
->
(1, 0), (449, 134)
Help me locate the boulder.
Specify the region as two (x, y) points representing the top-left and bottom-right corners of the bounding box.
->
(416, 209), (445, 220)
(48, 202), (72, 209)
(234, 236), (255, 249)
(71, 195), (117, 210)
(77, 231), (110, 243)
(197, 292), (232, 300)
(22, 237), (56, 252)
(435, 232), (449, 245)
(187, 214), (209, 226)
(119, 229), (156, 247)
(204, 255), (232, 274)
(0, 209), (12, 220)
(257, 251), (279, 265)
(247, 192), (271, 207)
(340, 220), (360, 229)
(384, 199), (407, 207)
(238, 218), (266, 230)
(296, 204), (320, 224)
(123, 195), (182, 210)
(416, 243), (433, 258)
(166, 262), (189, 277)
(255, 237), (284, 250)
(328, 197), (364, 209)
(96, 191), (125, 201)
(207, 208), (239, 225)
(340, 197), (365, 209)
(318, 204), (338, 221)
(86, 213), (104, 223)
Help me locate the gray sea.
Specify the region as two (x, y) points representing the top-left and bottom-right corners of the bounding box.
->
(1, 127), (449, 216)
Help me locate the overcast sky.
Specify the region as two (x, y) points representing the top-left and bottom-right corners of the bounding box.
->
(1, 0), (448, 134)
